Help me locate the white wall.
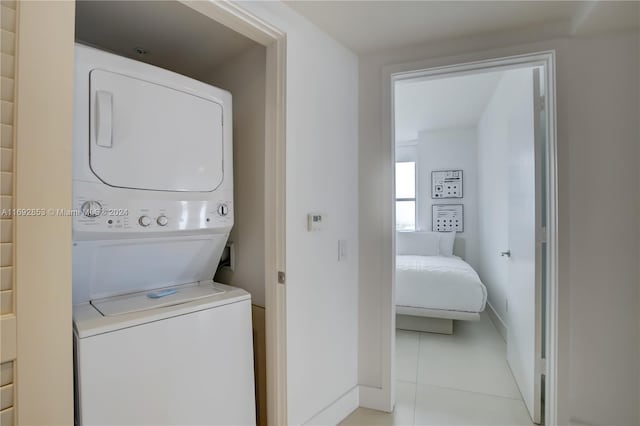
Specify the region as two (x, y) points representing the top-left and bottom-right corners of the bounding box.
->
(423, 128), (477, 267)
(396, 127), (478, 267)
(209, 45), (267, 307)
(477, 69), (533, 327)
(565, 32), (639, 426)
(359, 27), (639, 425)
(238, 3), (360, 425)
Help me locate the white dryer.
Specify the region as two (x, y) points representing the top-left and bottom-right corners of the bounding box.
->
(72, 44), (255, 425)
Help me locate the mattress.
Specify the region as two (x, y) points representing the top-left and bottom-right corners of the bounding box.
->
(396, 255), (487, 313)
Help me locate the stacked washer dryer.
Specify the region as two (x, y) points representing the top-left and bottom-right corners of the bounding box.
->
(72, 44), (255, 425)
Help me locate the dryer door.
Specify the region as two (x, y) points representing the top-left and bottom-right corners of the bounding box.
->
(89, 69), (224, 192)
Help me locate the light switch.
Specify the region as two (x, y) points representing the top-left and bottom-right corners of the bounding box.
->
(338, 239), (347, 261)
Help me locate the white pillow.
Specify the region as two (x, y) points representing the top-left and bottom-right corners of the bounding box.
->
(396, 231), (440, 256)
(438, 231), (456, 256)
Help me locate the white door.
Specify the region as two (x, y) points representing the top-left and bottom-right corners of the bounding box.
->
(506, 67), (545, 424)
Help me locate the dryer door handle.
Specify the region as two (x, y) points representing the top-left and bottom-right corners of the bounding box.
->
(95, 90), (113, 148)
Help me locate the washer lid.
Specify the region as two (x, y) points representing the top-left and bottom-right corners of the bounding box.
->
(89, 69), (224, 192)
(91, 281), (224, 317)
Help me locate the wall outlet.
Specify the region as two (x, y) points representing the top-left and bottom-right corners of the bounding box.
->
(338, 239), (347, 261)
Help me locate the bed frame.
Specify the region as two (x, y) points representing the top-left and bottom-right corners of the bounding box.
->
(396, 306), (480, 335)
(395, 234), (480, 335)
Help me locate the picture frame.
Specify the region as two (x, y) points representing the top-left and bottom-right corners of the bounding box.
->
(431, 169), (463, 199)
(432, 204), (464, 232)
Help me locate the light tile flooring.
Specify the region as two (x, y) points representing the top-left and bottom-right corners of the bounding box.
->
(340, 313), (534, 426)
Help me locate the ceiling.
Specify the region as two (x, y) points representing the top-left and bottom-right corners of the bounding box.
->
(394, 71), (504, 142)
(285, 1), (639, 54)
(75, 1), (259, 81)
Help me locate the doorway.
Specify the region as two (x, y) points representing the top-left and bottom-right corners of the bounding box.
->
(390, 53), (558, 425)
(72, 1), (287, 425)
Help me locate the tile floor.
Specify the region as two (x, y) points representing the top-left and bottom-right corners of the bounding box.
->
(340, 313), (534, 426)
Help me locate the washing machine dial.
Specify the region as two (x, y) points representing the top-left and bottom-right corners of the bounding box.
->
(138, 215), (152, 227)
(156, 215), (168, 226)
(81, 200), (102, 218)
(217, 203), (229, 217)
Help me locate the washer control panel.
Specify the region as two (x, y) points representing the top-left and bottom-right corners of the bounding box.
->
(73, 197), (233, 234)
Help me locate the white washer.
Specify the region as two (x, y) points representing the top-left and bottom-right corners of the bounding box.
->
(72, 44), (255, 425)
(74, 282), (255, 425)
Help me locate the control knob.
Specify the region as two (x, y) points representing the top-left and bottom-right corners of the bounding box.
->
(157, 215), (168, 226)
(138, 215), (152, 227)
(217, 203), (229, 217)
(81, 200), (102, 218)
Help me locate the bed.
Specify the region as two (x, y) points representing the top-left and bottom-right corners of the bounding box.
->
(396, 231), (487, 334)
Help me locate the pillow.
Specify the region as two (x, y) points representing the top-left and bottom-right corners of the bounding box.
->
(438, 231), (456, 257)
(396, 231), (440, 256)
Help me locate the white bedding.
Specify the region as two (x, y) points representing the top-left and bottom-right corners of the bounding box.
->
(396, 255), (487, 313)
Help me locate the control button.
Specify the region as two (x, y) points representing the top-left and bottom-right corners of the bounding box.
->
(217, 203), (229, 217)
(157, 215), (168, 226)
(138, 215), (152, 227)
(81, 200), (102, 218)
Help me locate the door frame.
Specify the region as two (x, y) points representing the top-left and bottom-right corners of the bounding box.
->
(386, 51), (558, 424)
(180, 2), (288, 424)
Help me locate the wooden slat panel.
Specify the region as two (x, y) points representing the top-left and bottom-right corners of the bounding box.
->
(0, 124), (11, 148)
(0, 289), (12, 314)
(0, 195), (10, 211)
(0, 315), (15, 362)
(0, 148), (11, 172)
(0, 267), (12, 291)
(0, 101), (12, 125)
(0, 1), (16, 11)
(0, 383), (13, 410)
(0, 172), (11, 195)
(0, 362), (12, 386)
(1, 6), (16, 32)
(0, 219), (10, 243)
(0, 30), (14, 55)
(0, 77), (13, 102)
(0, 5), (15, 426)
(0, 54), (13, 79)
(0, 243), (11, 267)
(0, 407), (14, 426)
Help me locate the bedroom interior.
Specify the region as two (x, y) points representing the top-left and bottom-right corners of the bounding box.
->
(390, 63), (546, 425)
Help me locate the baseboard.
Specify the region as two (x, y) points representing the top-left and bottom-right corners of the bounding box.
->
(486, 301), (508, 342)
(358, 385), (393, 412)
(303, 386), (359, 426)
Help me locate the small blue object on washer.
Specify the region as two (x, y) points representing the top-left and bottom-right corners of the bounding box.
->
(146, 288), (177, 299)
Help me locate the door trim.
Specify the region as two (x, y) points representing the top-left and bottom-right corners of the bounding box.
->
(13, 2), (76, 424)
(180, 2), (289, 424)
(386, 51), (558, 425)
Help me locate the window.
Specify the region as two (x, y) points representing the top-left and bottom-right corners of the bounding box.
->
(396, 161), (416, 230)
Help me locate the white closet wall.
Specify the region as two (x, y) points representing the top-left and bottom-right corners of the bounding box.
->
(209, 45), (267, 307)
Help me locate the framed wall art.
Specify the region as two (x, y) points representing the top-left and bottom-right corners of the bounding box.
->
(432, 170), (463, 199)
(432, 204), (464, 232)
